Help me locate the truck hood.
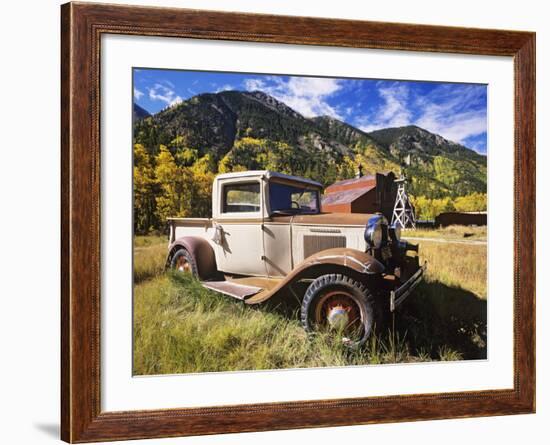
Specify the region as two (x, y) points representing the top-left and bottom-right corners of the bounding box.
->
(271, 212), (377, 227)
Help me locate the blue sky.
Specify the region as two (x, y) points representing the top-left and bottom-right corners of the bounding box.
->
(133, 69), (487, 154)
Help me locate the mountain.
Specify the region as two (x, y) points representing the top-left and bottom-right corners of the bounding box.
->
(134, 90), (330, 157)
(133, 103), (151, 120)
(311, 116), (375, 146)
(368, 125), (487, 197)
(133, 91), (486, 197)
(368, 125), (484, 162)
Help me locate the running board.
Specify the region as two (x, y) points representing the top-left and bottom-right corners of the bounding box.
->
(201, 281), (263, 300)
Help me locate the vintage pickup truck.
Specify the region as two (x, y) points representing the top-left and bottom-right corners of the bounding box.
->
(166, 170), (425, 346)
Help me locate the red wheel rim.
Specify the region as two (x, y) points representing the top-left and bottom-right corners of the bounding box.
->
(175, 255), (191, 273)
(313, 290), (364, 340)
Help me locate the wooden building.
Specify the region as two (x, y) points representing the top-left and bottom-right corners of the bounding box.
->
(321, 171), (397, 221)
(435, 211), (487, 227)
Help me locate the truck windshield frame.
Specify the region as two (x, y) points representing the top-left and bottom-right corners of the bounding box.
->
(268, 181), (321, 215)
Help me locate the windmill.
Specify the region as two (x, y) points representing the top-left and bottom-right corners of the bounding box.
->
(391, 174), (416, 229)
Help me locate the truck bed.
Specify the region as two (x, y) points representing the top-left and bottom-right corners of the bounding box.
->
(167, 217), (214, 245)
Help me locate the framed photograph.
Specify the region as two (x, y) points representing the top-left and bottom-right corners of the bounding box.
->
(61, 2), (535, 442)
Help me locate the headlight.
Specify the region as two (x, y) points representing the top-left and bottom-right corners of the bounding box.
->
(389, 225), (401, 242)
(365, 215), (384, 249)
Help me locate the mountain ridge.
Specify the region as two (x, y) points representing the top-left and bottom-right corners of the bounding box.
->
(133, 90), (486, 198)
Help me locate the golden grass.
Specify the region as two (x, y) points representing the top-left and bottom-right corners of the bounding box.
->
(132, 233), (487, 374)
(133, 235), (169, 283)
(133, 273), (420, 375)
(417, 241), (487, 299)
(405, 225), (487, 240)
(134, 234), (167, 247)
(397, 240), (487, 359)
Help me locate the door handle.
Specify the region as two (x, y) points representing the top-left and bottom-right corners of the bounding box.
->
(212, 225), (224, 245)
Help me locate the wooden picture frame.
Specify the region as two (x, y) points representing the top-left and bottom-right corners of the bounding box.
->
(61, 2), (535, 442)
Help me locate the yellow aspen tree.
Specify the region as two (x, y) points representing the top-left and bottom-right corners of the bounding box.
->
(154, 145), (193, 224)
(133, 144), (155, 233)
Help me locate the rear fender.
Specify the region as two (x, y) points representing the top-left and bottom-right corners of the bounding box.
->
(166, 236), (217, 280)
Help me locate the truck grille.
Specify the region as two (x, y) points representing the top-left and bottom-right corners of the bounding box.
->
(303, 235), (346, 259)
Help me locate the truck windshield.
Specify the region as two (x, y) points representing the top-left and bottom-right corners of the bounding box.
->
(269, 182), (320, 214)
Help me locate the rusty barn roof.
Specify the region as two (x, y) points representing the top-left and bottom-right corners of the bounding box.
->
(322, 187), (372, 206)
(325, 175), (377, 194)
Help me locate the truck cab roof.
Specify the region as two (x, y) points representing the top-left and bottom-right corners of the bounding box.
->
(215, 170), (323, 189)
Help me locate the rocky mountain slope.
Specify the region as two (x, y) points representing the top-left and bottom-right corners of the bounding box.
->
(133, 90), (486, 197)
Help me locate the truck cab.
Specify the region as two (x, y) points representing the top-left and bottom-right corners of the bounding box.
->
(212, 170), (323, 277)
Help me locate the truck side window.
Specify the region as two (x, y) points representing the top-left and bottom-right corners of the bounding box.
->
(223, 182), (261, 213)
(269, 182), (320, 214)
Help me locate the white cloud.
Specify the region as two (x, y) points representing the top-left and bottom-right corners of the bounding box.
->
(216, 84), (234, 93)
(243, 78), (266, 91)
(148, 82), (182, 107)
(413, 85), (487, 144)
(133, 88), (144, 100)
(170, 97), (183, 106)
(286, 77), (341, 97)
(243, 76), (343, 119)
(354, 83), (486, 147)
(416, 109), (486, 144)
(355, 84), (412, 132)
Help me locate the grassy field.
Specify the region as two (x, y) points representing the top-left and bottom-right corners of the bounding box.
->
(133, 235), (167, 283)
(404, 224), (487, 241)
(133, 230), (487, 375)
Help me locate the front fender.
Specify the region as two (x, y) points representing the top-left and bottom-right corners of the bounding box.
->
(245, 248), (384, 305)
(166, 236), (217, 280)
(302, 247), (385, 275)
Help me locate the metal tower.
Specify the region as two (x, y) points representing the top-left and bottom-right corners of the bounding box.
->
(391, 175), (416, 229)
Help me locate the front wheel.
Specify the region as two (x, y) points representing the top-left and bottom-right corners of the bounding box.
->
(301, 274), (378, 347)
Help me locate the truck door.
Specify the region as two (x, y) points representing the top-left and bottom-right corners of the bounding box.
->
(213, 180), (267, 276)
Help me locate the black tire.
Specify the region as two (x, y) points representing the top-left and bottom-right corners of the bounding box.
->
(170, 248), (199, 277)
(301, 274), (379, 347)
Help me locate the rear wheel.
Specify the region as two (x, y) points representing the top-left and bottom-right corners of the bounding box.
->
(170, 248), (198, 277)
(301, 274), (378, 347)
